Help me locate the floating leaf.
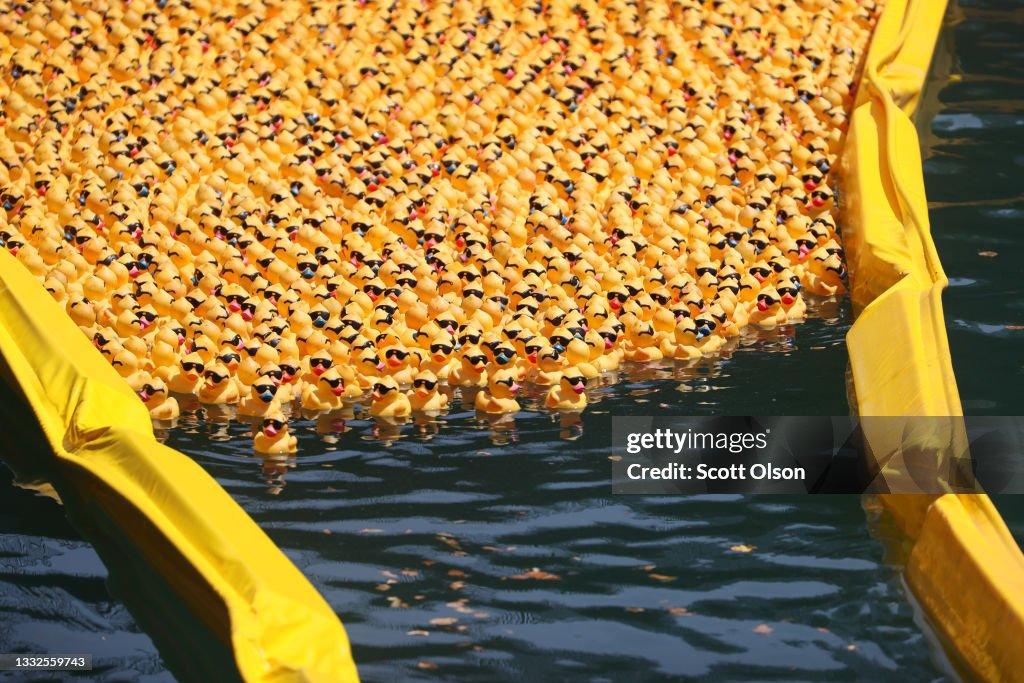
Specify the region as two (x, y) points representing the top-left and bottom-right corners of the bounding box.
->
(375, 583), (391, 592)
(817, 627), (830, 633)
(846, 644), (858, 651)
(430, 617), (458, 626)
(417, 661), (438, 670)
(729, 544), (756, 553)
(608, 455), (622, 461)
(625, 607), (645, 613)
(360, 528), (384, 534)
(448, 569), (468, 577)
(508, 568), (561, 580)
(978, 251), (998, 257)
(648, 574), (676, 582)
(668, 607), (689, 615)
(753, 624), (774, 634)
(449, 581), (466, 591)
(406, 630), (429, 637)
(381, 570), (398, 578)
(473, 611), (489, 618)
(401, 570), (420, 577)
(1006, 325), (1024, 330)
(642, 564), (657, 571)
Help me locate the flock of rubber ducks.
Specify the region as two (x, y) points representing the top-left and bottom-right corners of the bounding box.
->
(0, 0), (870, 454)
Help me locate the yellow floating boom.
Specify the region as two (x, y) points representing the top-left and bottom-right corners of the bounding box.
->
(842, 0), (1024, 679)
(0, 247), (359, 682)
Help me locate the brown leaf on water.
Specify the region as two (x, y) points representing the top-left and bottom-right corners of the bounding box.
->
(648, 574), (676, 582)
(417, 661), (438, 670)
(1006, 325), (1024, 330)
(375, 583), (391, 592)
(817, 627), (830, 633)
(753, 624), (774, 634)
(846, 644), (858, 651)
(386, 597), (409, 608)
(448, 569), (467, 577)
(406, 630), (429, 637)
(978, 251), (998, 257)
(642, 564), (656, 571)
(381, 570), (398, 579)
(360, 528), (384, 534)
(430, 617), (458, 626)
(423, 560), (437, 566)
(729, 544), (756, 553)
(473, 611), (489, 618)
(508, 568), (561, 580)
(668, 607), (689, 615)
(323, 529), (332, 535)
(401, 570), (420, 577)
(625, 607), (645, 613)
(449, 581), (466, 591)
(608, 455), (622, 461)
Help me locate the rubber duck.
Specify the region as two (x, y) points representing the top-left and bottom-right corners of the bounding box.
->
(369, 376), (412, 418)
(563, 337), (599, 379)
(748, 286), (788, 327)
(128, 373), (180, 421)
(545, 370), (589, 412)
(238, 379), (283, 418)
(803, 245), (847, 296)
(410, 370), (449, 413)
(448, 343), (489, 387)
(381, 344), (417, 385)
(253, 410), (297, 455)
(530, 344), (566, 386)
(300, 367), (347, 412)
(422, 334), (458, 380)
(198, 362), (240, 405)
(167, 353), (205, 395)
(474, 367), (521, 414)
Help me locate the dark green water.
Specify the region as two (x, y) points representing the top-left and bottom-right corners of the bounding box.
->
(918, 0), (1024, 540)
(2, 1), (1022, 680)
(158, 300), (952, 682)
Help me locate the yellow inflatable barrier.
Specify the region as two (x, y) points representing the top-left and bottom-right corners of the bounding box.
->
(0, 248), (359, 682)
(843, 0), (1024, 680)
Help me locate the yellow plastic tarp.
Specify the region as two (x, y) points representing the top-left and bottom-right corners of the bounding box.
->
(0, 247), (359, 682)
(843, 0), (1024, 679)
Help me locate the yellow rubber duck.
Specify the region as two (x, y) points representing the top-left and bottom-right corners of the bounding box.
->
(475, 367), (521, 415)
(238, 379), (283, 418)
(167, 353), (205, 395)
(369, 376), (412, 418)
(545, 370), (589, 412)
(448, 343), (489, 387)
(410, 370), (449, 413)
(198, 362), (240, 405)
(300, 367), (347, 412)
(128, 372), (180, 421)
(253, 410), (297, 455)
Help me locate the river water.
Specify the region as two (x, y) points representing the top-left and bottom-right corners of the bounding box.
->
(2, 1), (1021, 680)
